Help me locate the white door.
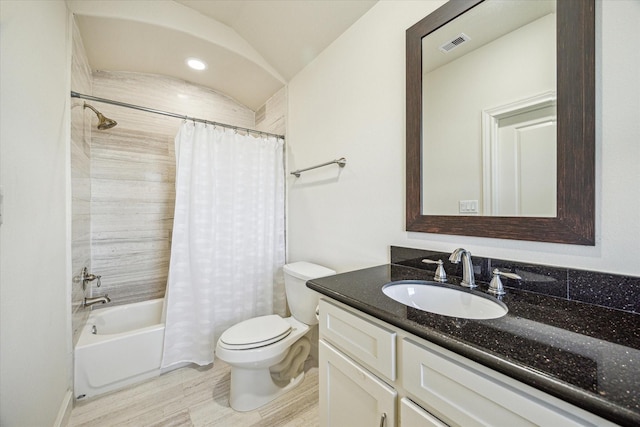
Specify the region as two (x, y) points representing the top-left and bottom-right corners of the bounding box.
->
(495, 106), (557, 216)
(482, 93), (557, 217)
(320, 340), (397, 427)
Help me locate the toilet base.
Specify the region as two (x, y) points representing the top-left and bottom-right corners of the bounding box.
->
(229, 365), (305, 412)
(216, 317), (312, 412)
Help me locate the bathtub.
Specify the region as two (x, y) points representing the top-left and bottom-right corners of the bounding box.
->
(74, 298), (165, 399)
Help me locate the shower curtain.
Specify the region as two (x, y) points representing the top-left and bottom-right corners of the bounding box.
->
(161, 122), (286, 368)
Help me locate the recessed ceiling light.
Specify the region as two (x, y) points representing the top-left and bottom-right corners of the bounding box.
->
(186, 58), (207, 71)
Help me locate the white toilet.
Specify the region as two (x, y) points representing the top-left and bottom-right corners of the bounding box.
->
(215, 261), (335, 412)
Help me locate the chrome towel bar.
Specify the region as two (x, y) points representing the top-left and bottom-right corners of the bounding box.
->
(290, 158), (346, 177)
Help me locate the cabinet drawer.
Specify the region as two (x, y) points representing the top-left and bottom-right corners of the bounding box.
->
(319, 299), (396, 381)
(402, 339), (595, 427)
(400, 398), (448, 427)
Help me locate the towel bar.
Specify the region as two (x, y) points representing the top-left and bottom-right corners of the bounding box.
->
(290, 158), (346, 177)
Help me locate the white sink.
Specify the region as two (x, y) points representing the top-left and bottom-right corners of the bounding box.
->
(382, 280), (507, 320)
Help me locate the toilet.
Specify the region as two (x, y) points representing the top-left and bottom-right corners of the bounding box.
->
(215, 261), (335, 412)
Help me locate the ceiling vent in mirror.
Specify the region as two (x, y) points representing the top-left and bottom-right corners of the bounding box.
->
(439, 33), (471, 53)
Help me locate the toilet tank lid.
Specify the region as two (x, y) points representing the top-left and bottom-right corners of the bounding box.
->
(283, 262), (335, 280)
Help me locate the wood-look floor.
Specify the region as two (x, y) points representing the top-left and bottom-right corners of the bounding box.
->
(68, 359), (319, 427)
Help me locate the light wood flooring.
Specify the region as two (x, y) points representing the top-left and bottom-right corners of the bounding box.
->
(68, 359), (319, 427)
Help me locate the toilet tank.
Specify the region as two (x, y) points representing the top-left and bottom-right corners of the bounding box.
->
(283, 262), (335, 325)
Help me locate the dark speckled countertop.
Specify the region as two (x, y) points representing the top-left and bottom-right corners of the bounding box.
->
(307, 264), (640, 427)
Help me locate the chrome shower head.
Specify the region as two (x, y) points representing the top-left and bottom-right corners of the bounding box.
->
(83, 103), (117, 130)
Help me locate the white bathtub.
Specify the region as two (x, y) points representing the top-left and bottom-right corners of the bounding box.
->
(74, 298), (165, 399)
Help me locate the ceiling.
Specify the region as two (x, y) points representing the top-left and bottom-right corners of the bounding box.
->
(71, 0), (377, 110)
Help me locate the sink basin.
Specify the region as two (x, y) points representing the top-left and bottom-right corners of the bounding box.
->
(382, 280), (507, 320)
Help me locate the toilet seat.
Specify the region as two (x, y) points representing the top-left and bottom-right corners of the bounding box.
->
(219, 315), (292, 350)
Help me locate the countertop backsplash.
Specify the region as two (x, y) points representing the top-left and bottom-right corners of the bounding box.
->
(391, 246), (640, 314)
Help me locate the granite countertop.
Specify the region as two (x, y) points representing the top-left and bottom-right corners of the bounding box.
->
(307, 264), (640, 427)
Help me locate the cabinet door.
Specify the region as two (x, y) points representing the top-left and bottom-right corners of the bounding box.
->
(320, 340), (397, 427)
(400, 398), (448, 427)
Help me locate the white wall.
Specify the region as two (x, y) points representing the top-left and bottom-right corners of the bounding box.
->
(287, 0), (640, 277)
(0, 1), (73, 425)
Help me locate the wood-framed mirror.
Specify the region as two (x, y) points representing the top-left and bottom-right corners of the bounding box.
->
(406, 0), (595, 245)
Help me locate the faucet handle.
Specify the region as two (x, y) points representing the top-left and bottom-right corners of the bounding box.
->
(488, 268), (522, 296)
(80, 267), (102, 289)
(421, 259), (447, 282)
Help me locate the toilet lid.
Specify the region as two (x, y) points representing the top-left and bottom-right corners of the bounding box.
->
(219, 315), (292, 350)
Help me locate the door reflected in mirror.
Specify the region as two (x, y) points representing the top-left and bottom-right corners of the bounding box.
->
(421, 0), (557, 217)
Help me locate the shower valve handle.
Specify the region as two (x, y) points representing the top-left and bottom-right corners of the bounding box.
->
(80, 267), (102, 289)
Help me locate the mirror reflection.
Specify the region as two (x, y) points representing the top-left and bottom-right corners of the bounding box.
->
(421, 0), (557, 217)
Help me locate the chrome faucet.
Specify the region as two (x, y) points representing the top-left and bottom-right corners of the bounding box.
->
(84, 294), (110, 307)
(449, 248), (477, 288)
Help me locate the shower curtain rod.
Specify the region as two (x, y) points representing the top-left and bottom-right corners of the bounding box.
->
(70, 91), (285, 139)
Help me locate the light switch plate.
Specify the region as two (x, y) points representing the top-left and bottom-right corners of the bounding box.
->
(459, 199), (479, 214)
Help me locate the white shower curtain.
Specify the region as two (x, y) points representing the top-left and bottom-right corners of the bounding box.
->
(161, 122), (286, 368)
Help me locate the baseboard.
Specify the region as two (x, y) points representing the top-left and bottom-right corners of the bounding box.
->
(54, 389), (73, 427)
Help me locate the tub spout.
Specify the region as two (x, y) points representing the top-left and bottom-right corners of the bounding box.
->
(84, 294), (111, 307)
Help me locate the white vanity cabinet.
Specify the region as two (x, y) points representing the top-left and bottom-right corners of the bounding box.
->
(318, 298), (616, 427)
(319, 298), (443, 427)
(319, 297), (398, 426)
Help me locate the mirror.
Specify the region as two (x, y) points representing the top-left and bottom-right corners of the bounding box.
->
(422, 1), (557, 217)
(406, 0), (595, 244)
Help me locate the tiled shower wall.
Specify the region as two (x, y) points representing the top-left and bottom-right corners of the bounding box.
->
(255, 85), (286, 136)
(89, 71), (258, 306)
(71, 18), (287, 313)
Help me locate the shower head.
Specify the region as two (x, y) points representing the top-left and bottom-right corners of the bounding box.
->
(83, 103), (117, 130)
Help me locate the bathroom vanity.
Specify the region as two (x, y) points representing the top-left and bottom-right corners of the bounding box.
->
(308, 261), (640, 427)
